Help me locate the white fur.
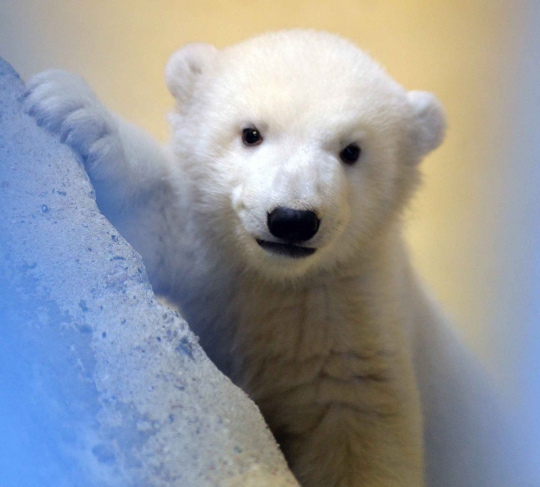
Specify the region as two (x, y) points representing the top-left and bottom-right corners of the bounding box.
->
(25, 30), (519, 487)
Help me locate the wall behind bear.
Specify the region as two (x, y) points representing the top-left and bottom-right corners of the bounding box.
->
(0, 0), (536, 400)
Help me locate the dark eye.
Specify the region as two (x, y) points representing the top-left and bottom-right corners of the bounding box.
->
(340, 144), (361, 164)
(242, 127), (263, 146)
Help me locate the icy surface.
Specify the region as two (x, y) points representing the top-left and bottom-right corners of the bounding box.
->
(0, 57), (298, 487)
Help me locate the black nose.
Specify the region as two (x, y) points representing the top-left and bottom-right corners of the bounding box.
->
(267, 207), (320, 242)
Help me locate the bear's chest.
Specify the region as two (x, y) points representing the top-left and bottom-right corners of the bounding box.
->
(186, 276), (399, 388)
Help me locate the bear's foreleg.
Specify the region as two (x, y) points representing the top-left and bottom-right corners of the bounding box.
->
(24, 71), (169, 211)
(24, 71), (174, 283)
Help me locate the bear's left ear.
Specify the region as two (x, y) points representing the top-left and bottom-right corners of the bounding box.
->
(407, 90), (446, 159)
(165, 43), (218, 105)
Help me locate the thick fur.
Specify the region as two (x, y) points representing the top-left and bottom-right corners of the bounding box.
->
(25, 30), (518, 486)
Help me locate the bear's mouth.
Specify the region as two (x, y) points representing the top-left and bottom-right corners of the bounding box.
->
(256, 239), (316, 259)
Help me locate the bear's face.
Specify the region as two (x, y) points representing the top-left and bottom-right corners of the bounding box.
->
(166, 31), (445, 281)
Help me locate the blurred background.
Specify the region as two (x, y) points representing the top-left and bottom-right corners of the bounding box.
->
(0, 0), (538, 416)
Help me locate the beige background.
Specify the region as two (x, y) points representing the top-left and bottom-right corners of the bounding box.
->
(0, 0), (534, 394)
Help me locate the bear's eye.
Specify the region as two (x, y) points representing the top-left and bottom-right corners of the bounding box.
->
(340, 144), (361, 165)
(242, 127), (263, 146)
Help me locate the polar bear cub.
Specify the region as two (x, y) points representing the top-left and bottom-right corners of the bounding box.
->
(25, 30), (516, 487)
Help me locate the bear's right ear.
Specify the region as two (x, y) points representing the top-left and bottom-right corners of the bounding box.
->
(165, 43), (218, 104)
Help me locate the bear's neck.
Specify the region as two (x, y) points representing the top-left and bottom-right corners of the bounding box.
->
(193, 223), (420, 387)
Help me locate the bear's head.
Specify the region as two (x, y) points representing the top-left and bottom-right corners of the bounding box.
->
(166, 30), (445, 281)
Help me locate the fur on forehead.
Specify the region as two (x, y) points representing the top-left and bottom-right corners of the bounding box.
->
(217, 31), (407, 117)
(166, 30), (446, 160)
